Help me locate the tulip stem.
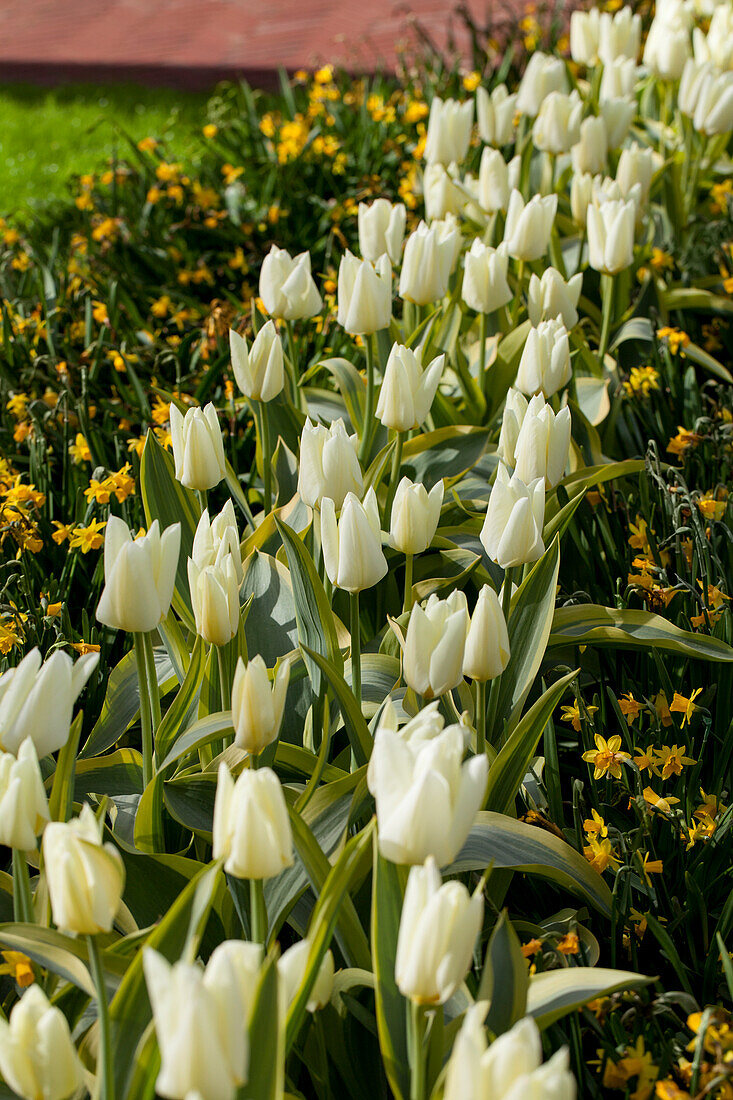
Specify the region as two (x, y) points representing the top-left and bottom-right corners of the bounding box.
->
(598, 273), (614, 366)
(259, 399), (273, 514)
(350, 591), (362, 714)
(12, 850), (33, 924)
(475, 679), (487, 756)
(217, 644), (232, 710)
(403, 553), (414, 615)
(485, 568), (515, 747)
(142, 632), (162, 733)
(249, 877), (267, 944)
(384, 430), (404, 524)
(511, 260), (525, 325)
(478, 311), (488, 394)
(87, 935), (115, 1100)
(134, 633), (154, 788)
(408, 1000), (427, 1100)
(358, 335), (376, 465)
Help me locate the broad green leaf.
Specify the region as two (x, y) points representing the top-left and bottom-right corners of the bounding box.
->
(484, 670), (577, 816)
(72, 749), (144, 799)
(238, 952), (284, 1099)
(155, 635), (207, 764)
(0, 924), (126, 997)
(303, 645), (373, 766)
(682, 341), (733, 384)
(527, 967), (652, 1028)
(549, 605), (733, 662)
(575, 376), (610, 425)
(546, 459), (648, 521)
(82, 647), (176, 758)
(158, 711), (235, 772)
(479, 912), (528, 1035)
(663, 286), (733, 314)
(450, 812), (612, 915)
(372, 845), (409, 1100)
(48, 711), (82, 822)
(402, 426), (489, 489)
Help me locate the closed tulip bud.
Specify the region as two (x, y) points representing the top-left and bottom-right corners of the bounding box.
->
(587, 198), (636, 274)
(643, 9), (691, 80)
(232, 655), (290, 756)
(513, 394), (572, 488)
(600, 57), (638, 101)
(144, 941), (262, 1100)
(96, 515), (181, 634)
(533, 90), (583, 154)
(424, 96), (474, 165)
(399, 217), (461, 305)
(259, 244), (322, 321)
(213, 763), (293, 880)
(395, 856), (483, 1004)
(476, 84), (517, 146)
(358, 198), (407, 263)
(462, 240), (513, 315)
(337, 251), (392, 335)
(571, 115), (608, 176)
(515, 318), (571, 398)
(366, 700), (488, 865)
(600, 98), (635, 148)
(570, 8), (600, 65)
(298, 417), (363, 511)
(571, 172), (636, 227)
(0, 985), (85, 1100)
(188, 553), (240, 647)
(598, 7), (641, 64)
(516, 52), (568, 117)
(693, 6), (733, 70)
(43, 804), (125, 935)
(477, 147), (510, 213)
(424, 163), (466, 220)
(497, 388), (529, 468)
(616, 142), (656, 204)
(389, 477), (444, 555)
(570, 171), (595, 226)
(402, 591), (469, 699)
(480, 464), (545, 568)
(0, 647), (97, 757)
(503, 190), (558, 262)
(679, 61), (733, 135)
(321, 488), (388, 593)
(527, 268), (582, 329)
(170, 402), (226, 491)
(0, 740), (49, 850)
(376, 343), (445, 431)
(444, 1007), (577, 1100)
(229, 321), (284, 402)
(278, 941), (335, 1013)
(463, 586), (510, 682)
(192, 500), (242, 583)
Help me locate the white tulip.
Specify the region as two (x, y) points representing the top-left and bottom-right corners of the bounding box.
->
(462, 240), (513, 315)
(601, 98), (635, 147)
(229, 320), (284, 402)
(402, 591), (469, 699)
(321, 488), (387, 593)
(389, 477), (444, 555)
(358, 198), (406, 263)
(515, 318), (571, 397)
(533, 91), (583, 154)
(693, 5), (733, 70)
(476, 84), (517, 146)
(259, 245), (322, 321)
(480, 464), (545, 569)
(643, 3), (691, 80)
(43, 804), (125, 935)
(512, 394), (572, 488)
(395, 856), (483, 1004)
(587, 198), (636, 275)
(0, 646), (97, 757)
(600, 57), (638, 101)
(424, 97), (474, 165)
(570, 8), (601, 65)
(0, 739), (49, 850)
(503, 190), (557, 262)
(337, 251), (392, 335)
(497, 388), (529, 470)
(463, 586), (510, 682)
(424, 163), (466, 220)
(679, 60), (733, 135)
(188, 553), (240, 647)
(477, 147), (510, 213)
(599, 7), (642, 65)
(400, 217), (461, 305)
(616, 142), (656, 203)
(191, 500), (242, 583)
(367, 700), (488, 865)
(376, 343), (445, 431)
(170, 402), (226, 491)
(231, 655), (290, 756)
(517, 52), (568, 117)
(527, 269), (582, 329)
(96, 515), (181, 634)
(297, 417), (363, 510)
(278, 941), (335, 1013)
(213, 763), (293, 880)
(570, 115), (608, 177)
(0, 985), (84, 1100)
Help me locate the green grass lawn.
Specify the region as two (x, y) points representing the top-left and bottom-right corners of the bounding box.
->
(0, 82), (209, 216)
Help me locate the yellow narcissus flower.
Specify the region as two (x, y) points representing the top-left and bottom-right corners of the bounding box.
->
(582, 734), (631, 779)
